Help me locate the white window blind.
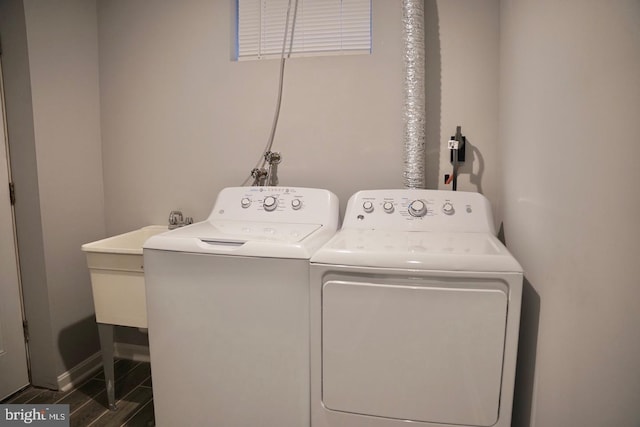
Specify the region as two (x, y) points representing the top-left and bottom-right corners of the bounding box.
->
(237, 0), (371, 60)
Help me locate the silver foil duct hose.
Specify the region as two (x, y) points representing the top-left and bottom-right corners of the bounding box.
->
(402, 0), (426, 189)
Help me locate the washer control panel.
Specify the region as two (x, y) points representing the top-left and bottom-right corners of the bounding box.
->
(237, 193), (303, 212)
(344, 189), (495, 234)
(208, 187), (339, 226)
(232, 188), (307, 213)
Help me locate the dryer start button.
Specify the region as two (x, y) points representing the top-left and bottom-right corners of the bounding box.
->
(442, 202), (455, 215)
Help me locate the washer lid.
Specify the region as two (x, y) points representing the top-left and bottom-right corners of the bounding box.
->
(144, 219), (329, 259)
(311, 229), (522, 272)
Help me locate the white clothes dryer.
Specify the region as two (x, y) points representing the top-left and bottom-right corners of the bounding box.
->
(310, 189), (522, 427)
(144, 187), (338, 427)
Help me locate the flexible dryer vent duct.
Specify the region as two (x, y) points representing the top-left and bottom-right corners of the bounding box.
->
(402, 0), (426, 188)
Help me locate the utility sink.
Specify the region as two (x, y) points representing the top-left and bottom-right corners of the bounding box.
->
(82, 225), (168, 328)
(82, 225), (168, 411)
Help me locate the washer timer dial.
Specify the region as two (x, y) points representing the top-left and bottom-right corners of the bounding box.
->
(263, 196), (278, 212)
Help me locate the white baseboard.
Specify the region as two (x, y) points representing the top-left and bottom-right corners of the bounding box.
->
(57, 352), (102, 392)
(56, 343), (150, 392)
(113, 343), (150, 363)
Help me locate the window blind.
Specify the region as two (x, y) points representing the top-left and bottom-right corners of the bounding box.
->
(237, 0), (371, 60)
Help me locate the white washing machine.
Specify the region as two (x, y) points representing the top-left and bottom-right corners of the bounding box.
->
(143, 186), (338, 427)
(310, 189), (522, 427)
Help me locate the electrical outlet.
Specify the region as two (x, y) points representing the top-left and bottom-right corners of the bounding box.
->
(447, 139), (459, 150)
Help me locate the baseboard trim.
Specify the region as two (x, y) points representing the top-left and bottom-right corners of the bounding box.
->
(57, 352), (102, 392)
(56, 343), (150, 392)
(114, 343), (150, 363)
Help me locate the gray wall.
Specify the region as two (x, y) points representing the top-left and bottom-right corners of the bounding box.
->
(97, 0), (501, 233)
(500, 0), (640, 425)
(0, 0), (105, 387)
(436, 0), (501, 220)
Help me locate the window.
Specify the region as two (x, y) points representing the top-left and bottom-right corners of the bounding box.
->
(237, 0), (371, 60)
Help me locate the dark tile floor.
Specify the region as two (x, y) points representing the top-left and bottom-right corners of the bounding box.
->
(1, 359), (154, 427)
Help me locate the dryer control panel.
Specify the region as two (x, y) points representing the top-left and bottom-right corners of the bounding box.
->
(342, 189), (496, 234)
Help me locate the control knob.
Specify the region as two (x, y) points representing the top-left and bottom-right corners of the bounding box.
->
(291, 198), (302, 210)
(442, 202), (455, 215)
(383, 201), (394, 214)
(241, 198), (252, 209)
(263, 196), (278, 212)
(363, 201), (374, 213)
(408, 200), (428, 217)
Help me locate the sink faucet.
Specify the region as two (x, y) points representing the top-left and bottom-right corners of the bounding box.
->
(265, 151), (281, 186)
(250, 151), (282, 187)
(168, 210), (193, 230)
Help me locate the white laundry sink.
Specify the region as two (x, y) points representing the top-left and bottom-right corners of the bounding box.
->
(82, 225), (168, 328)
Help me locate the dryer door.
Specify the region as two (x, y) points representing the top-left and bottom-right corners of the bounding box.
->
(321, 279), (508, 427)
